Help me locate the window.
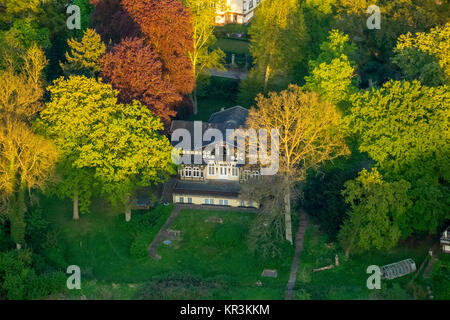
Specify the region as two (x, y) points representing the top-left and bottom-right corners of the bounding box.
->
(184, 166), (192, 177)
(240, 200), (245, 207)
(205, 198), (209, 204)
(188, 198), (192, 204)
(208, 163), (216, 175)
(179, 197), (184, 203)
(224, 200), (228, 206)
(219, 200), (223, 205)
(193, 167), (200, 177)
(219, 164), (228, 177)
(231, 165), (238, 177)
(205, 198), (214, 205)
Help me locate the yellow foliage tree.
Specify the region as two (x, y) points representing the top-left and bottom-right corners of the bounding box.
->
(396, 22), (450, 80)
(247, 85), (350, 244)
(61, 28), (106, 77)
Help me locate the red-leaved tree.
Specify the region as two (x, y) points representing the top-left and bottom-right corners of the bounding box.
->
(122, 0), (195, 95)
(90, 0), (141, 44)
(100, 38), (181, 126)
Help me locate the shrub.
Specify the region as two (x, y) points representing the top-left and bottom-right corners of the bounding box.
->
(0, 249), (65, 299)
(134, 274), (222, 300)
(130, 233), (153, 260)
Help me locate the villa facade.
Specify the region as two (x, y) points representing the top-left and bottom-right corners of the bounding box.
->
(216, 0), (262, 25)
(170, 106), (261, 208)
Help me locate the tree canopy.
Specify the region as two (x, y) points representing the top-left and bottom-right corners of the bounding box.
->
(100, 37), (181, 127)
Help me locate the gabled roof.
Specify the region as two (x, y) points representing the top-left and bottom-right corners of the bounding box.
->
(170, 106), (249, 150)
(209, 106), (248, 127)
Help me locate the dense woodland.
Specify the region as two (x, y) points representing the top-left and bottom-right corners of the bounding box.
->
(0, 0), (448, 299)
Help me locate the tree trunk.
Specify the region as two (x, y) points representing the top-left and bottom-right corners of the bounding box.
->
(11, 185), (26, 248)
(284, 191), (293, 245)
(73, 191), (79, 220)
(192, 87), (198, 115)
(264, 65), (271, 94)
(125, 197), (131, 222)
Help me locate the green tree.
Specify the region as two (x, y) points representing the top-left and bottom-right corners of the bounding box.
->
(81, 100), (176, 221)
(36, 75), (116, 220)
(248, 0), (307, 92)
(392, 47), (446, 87)
(0, 0), (41, 24)
(304, 29), (358, 108)
(395, 22), (450, 84)
(183, 0), (226, 114)
(347, 80), (450, 236)
(338, 168), (411, 257)
(247, 86), (350, 244)
(334, 0), (448, 85)
(61, 28), (106, 77)
(38, 76), (175, 221)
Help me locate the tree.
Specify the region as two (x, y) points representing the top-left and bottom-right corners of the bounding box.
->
(338, 168), (411, 257)
(392, 47), (446, 87)
(80, 100), (176, 222)
(247, 85), (350, 244)
(304, 29), (358, 108)
(100, 38), (182, 127)
(122, 0), (195, 95)
(61, 28), (106, 77)
(0, 46), (58, 248)
(89, 0), (141, 44)
(36, 75), (117, 220)
(38, 76), (176, 221)
(182, 0), (226, 114)
(347, 80), (450, 236)
(0, 0), (41, 24)
(248, 0), (307, 92)
(0, 122), (59, 247)
(333, 0), (448, 85)
(241, 175), (294, 258)
(395, 22), (450, 84)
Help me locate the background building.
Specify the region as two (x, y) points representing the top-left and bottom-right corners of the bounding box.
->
(216, 0), (262, 25)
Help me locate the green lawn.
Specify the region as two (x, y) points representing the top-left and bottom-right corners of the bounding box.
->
(188, 77), (241, 122)
(427, 254), (450, 299)
(213, 38), (250, 55)
(215, 24), (250, 34)
(42, 197), (292, 299)
(294, 224), (434, 300)
(188, 97), (238, 122)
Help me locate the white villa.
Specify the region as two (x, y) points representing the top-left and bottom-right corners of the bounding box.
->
(169, 106), (261, 208)
(216, 0), (262, 25)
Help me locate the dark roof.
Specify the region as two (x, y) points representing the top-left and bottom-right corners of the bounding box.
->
(170, 106), (249, 150)
(173, 180), (242, 198)
(209, 106), (249, 127)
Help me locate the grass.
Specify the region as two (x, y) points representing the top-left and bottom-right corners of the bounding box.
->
(41, 197), (293, 299)
(215, 24), (250, 35)
(188, 97), (238, 122)
(294, 224), (433, 300)
(188, 77), (241, 122)
(213, 38), (250, 55)
(428, 254), (450, 299)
